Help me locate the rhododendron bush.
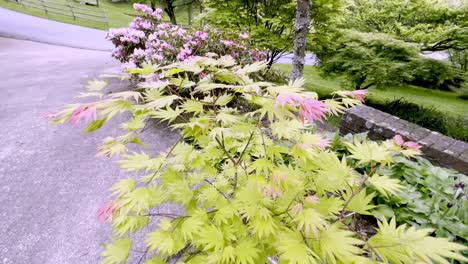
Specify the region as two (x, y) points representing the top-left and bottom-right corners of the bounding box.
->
(107, 4), (267, 70)
(50, 54), (468, 263)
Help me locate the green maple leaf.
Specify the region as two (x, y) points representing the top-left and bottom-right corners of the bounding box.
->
(100, 238), (131, 264)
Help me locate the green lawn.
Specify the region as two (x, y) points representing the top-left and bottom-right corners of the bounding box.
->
(0, 0), (200, 30)
(275, 64), (468, 117)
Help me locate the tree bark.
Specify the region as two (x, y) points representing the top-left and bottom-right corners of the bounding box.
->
(162, 0), (177, 25)
(290, 0), (311, 81)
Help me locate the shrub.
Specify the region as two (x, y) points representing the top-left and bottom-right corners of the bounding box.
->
(368, 99), (468, 141)
(107, 4), (267, 69)
(318, 30), (466, 90)
(335, 133), (468, 245)
(50, 55), (467, 263)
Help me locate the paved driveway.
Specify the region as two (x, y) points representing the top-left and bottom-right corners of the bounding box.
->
(0, 7), (112, 51)
(0, 37), (177, 264)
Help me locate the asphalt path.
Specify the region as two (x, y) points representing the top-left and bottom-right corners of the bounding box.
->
(0, 37), (177, 264)
(0, 7), (320, 65)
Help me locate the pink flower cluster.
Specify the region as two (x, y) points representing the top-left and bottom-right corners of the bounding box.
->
(276, 93), (329, 123)
(97, 200), (115, 223)
(106, 4), (267, 69)
(341, 89), (368, 103)
(393, 134), (421, 150)
(69, 104), (97, 124)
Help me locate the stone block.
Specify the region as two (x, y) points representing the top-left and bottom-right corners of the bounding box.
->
(339, 105), (468, 174)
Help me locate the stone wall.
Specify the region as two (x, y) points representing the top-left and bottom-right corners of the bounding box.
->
(340, 105), (468, 174)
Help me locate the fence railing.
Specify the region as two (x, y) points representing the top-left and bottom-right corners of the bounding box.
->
(8, 0), (108, 25)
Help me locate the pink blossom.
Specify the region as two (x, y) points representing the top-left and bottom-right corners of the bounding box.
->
(263, 186), (282, 199)
(69, 104), (97, 124)
(198, 72), (208, 79)
(239, 33), (249, 39)
(292, 203), (303, 214)
(133, 3), (152, 14)
(297, 143), (311, 150)
(221, 40), (235, 46)
(275, 93), (304, 107)
(272, 172), (288, 185)
(342, 89), (368, 103)
(393, 134), (421, 150)
(45, 112), (58, 120)
(305, 195), (319, 205)
(195, 31), (208, 40)
(299, 98), (328, 123)
(171, 28), (186, 37)
(403, 141), (421, 150)
(393, 134), (404, 146)
(97, 201), (114, 223)
(151, 8), (163, 20)
(176, 47), (192, 61)
(132, 48), (146, 59)
(276, 93), (328, 123)
(159, 42), (173, 51)
(314, 136), (330, 149)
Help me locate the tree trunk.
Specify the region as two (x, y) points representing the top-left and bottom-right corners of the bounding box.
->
(290, 0), (311, 81)
(187, 0), (192, 25)
(162, 0), (177, 25)
(149, 0), (155, 10)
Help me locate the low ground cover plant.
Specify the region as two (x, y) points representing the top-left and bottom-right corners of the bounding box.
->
(50, 4), (467, 264)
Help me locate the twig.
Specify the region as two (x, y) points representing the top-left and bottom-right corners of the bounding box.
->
(147, 135), (184, 183)
(205, 179), (231, 201)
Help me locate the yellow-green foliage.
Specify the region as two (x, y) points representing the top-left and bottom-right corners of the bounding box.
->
(52, 57), (467, 264)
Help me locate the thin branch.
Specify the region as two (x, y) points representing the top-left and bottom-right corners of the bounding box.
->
(136, 248), (149, 264)
(147, 135), (184, 183)
(205, 179), (231, 201)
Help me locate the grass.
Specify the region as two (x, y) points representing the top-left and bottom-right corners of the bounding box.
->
(275, 64), (468, 117)
(0, 0), (201, 30)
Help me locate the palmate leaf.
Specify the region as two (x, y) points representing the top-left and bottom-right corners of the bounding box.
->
(293, 208), (328, 237)
(214, 94), (233, 106)
(152, 106), (183, 123)
(117, 152), (161, 172)
(110, 178), (136, 196)
(342, 189), (376, 215)
(101, 100), (134, 120)
(86, 79), (107, 91)
(271, 119), (303, 140)
(112, 215), (149, 236)
(315, 152), (349, 192)
(108, 91), (142, 102)
(276, 230), (319, 264)
(97, 137), (127, 157)
(144, 257), (165, 264)
(181, 100), (205, 114)
(346, 140), (392, 165)
(84, 117), (108, 133)
(237, 61), (268, 74)
(312, 223), (364, 263)
(368, 218), (468, 264)
(324, 99), (347, 115)
(234, 239), (261, 264)
(143, 95), (179, 110)
(194, 225), (225, 251)
(367, 174), (405, 197)
(145, 229), (185, 257)
(100, 238), (131, 264)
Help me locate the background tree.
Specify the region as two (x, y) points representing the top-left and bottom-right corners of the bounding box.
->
(319, 30), (464, 89)
(201, 0), (296, 67)
(316, 0), (467, 90)
(290, 0), (311, 80)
